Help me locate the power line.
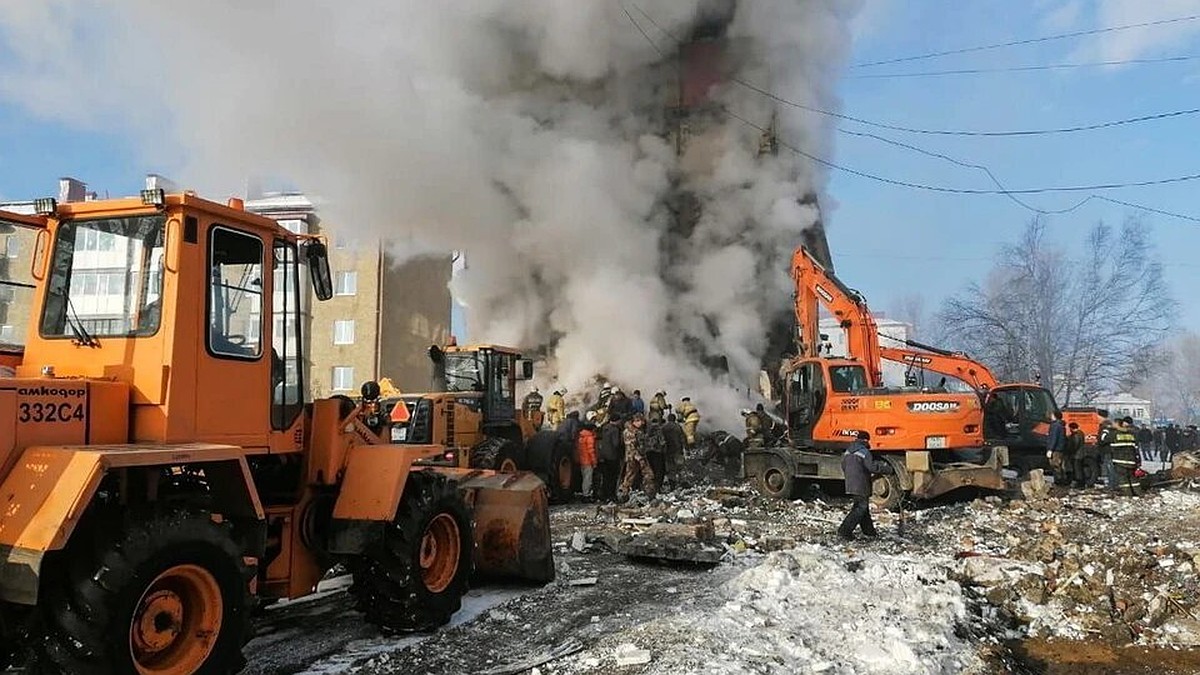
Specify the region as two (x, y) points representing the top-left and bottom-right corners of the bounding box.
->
(852, 14), (1200, 68)
(619, 5), (1200, 222)
(733, 78), (1200, 137)
(847, 54), (1200, 79)
(624, 4), (1200, 138)
(837, 127), (1093, 216)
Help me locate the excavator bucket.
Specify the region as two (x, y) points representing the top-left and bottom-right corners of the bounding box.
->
(453, 470), (555, 583)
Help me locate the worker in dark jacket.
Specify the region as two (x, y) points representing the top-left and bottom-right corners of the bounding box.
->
(1064, 422), (1085, 488)
(1046, 411), (1067, 477)
(595, 416), (625, 503)
(559, 410), (582, 445)
(838, 431), (891, 540)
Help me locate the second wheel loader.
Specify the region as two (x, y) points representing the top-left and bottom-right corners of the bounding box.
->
(377, 344), (579, 502)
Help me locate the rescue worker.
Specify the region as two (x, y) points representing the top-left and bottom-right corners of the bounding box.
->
(648, 391), (669, 423)
(546, 389), (566, 429)
(1073, 422), (1099, 489)
(743, 408), (764, 449)
(662, 413), (686, 488)
(1064, 421), (1085, 488)
(1110, 416), (1141, 494)
(521, 387), (545, 430)
(596, 415), (624, 503)
(522, 387), (544, 414)
(837, 431), (891, 540)
(678, 396), (701, 448)
(1046, 411), (1066, 478)
(618, 413), (656, 502)
(630, 390), (646, 416)
(644, 417), (667, 494)
(576, 422), (598, 500)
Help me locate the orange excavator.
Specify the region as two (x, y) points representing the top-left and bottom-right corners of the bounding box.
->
(0, 190), (553, 672)
(878, 338), (1061, 471)
(744, 246), (1008, 508)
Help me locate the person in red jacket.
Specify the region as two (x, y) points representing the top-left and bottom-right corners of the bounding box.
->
(576, 423), (598, 500)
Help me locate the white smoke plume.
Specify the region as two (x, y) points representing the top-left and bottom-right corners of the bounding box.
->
(0, 0), (862, 426)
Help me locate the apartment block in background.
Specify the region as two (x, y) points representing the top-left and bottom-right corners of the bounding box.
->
(246, 192), (451, 397)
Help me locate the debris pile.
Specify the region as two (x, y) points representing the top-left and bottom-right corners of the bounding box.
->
(943, 490), (1200, 646)
(554, 478), (1200, 655)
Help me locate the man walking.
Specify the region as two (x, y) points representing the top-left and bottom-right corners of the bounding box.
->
(838, 431), (890, 540)
(618, 413), (656, 502)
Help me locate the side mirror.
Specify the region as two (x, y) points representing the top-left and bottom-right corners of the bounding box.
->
(305, 241), (333, 301)
(514, 359), (534, 381)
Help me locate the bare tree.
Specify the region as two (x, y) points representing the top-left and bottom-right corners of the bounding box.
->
(937, 217), (1173, 404)
(1137, 332), (1200, 424)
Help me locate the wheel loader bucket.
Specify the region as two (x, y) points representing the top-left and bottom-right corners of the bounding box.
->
(455, 471), (555, 583)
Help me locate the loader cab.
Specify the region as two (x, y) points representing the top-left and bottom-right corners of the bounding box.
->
(16, 193), (333, 448)
(433, 345), (531, 426)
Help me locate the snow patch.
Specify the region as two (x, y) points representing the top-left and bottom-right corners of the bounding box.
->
(645, 546), (985, 674)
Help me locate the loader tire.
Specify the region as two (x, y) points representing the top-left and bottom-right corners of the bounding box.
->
(349, 471), (472, 633)
(469, 437), (524, 473)
(28, 508), (253, 674)
(524, 430), (576, 503)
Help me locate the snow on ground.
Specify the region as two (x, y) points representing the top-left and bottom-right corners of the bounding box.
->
(561, 546), (987, 675)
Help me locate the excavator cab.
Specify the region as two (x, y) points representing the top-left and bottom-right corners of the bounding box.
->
(983, 384), (1060, 462)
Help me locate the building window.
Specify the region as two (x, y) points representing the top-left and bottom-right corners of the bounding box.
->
(0, 325), (13, 342)
(333, 319), (356, 345)
(5, 236), (18, 259)
(335, 271), (357, 296)
(332, 366), (354, 391)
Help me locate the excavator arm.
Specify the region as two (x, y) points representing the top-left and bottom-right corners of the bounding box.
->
(790, 246), (883, 387)
(878, 338), (999, 391)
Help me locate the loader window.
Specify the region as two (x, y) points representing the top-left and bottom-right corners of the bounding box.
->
(40, 215), (165, 340)
(207, 227), (263, 360)
(0, 221), (39, 349)
(272, 240), (304, 429)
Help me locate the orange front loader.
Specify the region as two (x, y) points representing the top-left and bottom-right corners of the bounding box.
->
(0, 192), (553, 673)
(745, 246), (1007, 507)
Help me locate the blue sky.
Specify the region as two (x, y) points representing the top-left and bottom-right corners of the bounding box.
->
(1, 1), (1198, 336)
(829, 0), (1200, 332)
